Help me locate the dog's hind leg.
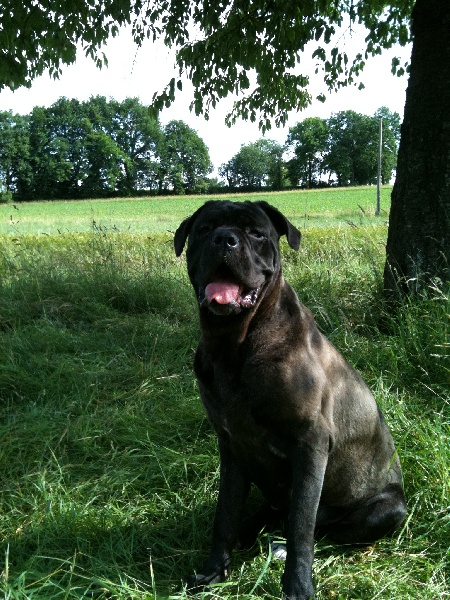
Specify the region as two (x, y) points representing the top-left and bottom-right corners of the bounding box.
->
(316, 483), (407, 545)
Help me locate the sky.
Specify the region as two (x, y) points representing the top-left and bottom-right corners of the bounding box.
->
(0, 26), (412, 176)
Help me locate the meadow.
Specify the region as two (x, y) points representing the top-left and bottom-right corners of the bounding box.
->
(0, 188), (448, 599)
(0, 187), (390, 236)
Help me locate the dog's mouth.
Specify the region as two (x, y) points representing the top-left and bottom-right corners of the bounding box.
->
(198, 277), (260, 315)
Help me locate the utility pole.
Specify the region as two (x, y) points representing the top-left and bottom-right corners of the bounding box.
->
(376, 117), (382, 216)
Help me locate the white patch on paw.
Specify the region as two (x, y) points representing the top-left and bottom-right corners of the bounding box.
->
(271, 541), (287, 561)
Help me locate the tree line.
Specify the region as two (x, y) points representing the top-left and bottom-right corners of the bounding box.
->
(0, 96), (213, 200)
(221, 107), (400, 191)
(0, 98), (400, 201)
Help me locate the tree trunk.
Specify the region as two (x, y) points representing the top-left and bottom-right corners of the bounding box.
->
(383, 0), (450, 297)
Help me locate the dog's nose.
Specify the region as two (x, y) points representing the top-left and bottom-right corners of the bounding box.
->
(213, 229), (240, 250)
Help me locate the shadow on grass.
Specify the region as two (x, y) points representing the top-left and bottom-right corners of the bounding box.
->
(1, 232), (449, 599)
(2, 493), (386, 599)
(2, 503), (214, 597)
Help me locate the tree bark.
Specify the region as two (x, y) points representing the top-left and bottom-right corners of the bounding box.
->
(383, 0), (450, 297)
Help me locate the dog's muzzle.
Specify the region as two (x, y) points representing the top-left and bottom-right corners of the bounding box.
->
(196, 226), (264, 315)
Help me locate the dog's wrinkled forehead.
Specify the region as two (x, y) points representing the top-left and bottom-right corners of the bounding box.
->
(192, 201), (271, 233)
(174, 200), (301, 257)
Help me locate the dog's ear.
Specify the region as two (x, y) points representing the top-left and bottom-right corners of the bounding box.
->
(174, 203), (209, 256)
(254, 201), (301, 251)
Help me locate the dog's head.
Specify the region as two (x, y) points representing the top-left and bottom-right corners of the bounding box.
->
(174, 200), (301, 316)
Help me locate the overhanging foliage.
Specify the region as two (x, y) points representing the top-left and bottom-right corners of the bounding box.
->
(1, 1), (414, 130)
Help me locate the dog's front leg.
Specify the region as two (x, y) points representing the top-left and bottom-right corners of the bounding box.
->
(187, 435), (250, 592)
(282, 426), (329, 600)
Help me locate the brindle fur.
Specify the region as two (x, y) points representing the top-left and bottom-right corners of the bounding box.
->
(174, 200), (406, 600)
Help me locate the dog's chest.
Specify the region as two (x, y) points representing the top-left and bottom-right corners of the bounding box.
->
(197, 357), (291, 471)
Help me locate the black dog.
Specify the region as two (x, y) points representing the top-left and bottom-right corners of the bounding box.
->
(174, 200), (406, 600)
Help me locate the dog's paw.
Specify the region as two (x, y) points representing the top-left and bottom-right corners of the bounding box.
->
(185, 571), (224, 595)
(281, 572), (315, 600)
(281, 593), (315, 600)
(281, 588), (315, 600)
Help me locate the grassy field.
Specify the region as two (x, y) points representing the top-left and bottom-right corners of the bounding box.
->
(0, 187), (391, 236)
(0, 188), (449, 599)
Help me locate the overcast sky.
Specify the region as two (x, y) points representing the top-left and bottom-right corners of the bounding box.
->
(0, 26), (412, 175)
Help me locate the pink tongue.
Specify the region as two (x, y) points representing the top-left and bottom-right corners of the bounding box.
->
(205, 282), (240, 304)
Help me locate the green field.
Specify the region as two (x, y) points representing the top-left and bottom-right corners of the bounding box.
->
(0, 186), (391, 236)
(0, 188), (449, 599)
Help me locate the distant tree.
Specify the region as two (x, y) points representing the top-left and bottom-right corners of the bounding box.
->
(0, 111), (32, 197)
(286, 118), (328, 188)
(23, 96), (164, 199)
(261, 139), (286, 190)
(235, 143), (268, 189)
(324, 111), (372, 186)
(220, 139), (285, 190)
(158, 120), (212, 194)
(88, 97), (163, 194)
(83, 127), (126, 197)
(26, 98), (118, 198)
(204, 177), (226, 194)
(218, 158), (238, 189)
(27, 101), (79, 199)
(322, 109), (399, 187)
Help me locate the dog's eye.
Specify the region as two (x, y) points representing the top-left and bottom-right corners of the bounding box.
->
(198, 225), (212, 236)
(248, 229), (265, 240)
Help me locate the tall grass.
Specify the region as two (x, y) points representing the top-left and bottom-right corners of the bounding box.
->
(0, 217), (448, 599)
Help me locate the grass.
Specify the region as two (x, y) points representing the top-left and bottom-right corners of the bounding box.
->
(0, 186), (392, 235)
(0, 189), (449, 599)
